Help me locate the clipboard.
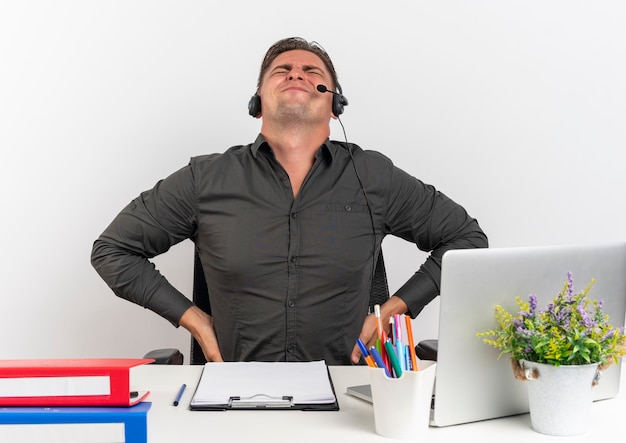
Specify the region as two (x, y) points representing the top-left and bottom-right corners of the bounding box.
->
(188, 361), (339, 411)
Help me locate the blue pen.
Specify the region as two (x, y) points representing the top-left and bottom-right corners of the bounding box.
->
(356, 338), (369, 356)
(396, 339), (405, 371)
(405, 345), (412, 371)
(173, 383), (186, 406)
(356, 338), (376, 367)
(369, 346), (392, 378)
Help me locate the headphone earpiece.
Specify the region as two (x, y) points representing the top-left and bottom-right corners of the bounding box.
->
(332, 85), (348, 117)
(248, 94), (261, 117)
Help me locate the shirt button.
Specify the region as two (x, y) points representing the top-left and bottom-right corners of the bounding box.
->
(287, 347), (295, 354)
(290, 256), (297, 263)
(291, 213), (297, 219)
(344, 204), (352, 212)
(288, 300), (295, 308)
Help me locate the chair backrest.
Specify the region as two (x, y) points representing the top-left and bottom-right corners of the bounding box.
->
(190, 249), (390, 364)
(191, 249), (211, 364)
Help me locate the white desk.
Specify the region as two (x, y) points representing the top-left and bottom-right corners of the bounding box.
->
(133, 364), (626, 442)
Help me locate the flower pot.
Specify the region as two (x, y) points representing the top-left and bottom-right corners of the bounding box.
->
(519, 360), (600, 436)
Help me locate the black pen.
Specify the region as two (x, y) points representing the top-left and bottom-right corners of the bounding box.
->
(173, 383), (187, 406)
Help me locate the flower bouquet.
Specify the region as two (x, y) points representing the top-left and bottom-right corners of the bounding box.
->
(477, 272), (626, 368)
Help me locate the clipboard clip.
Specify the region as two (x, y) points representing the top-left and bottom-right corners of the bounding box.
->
(228, 394), (294, 409)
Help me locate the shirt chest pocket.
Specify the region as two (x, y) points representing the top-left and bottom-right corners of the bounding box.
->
(296, 202), (374, 266)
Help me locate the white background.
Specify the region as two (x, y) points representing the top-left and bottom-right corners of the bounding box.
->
(1, 1), (624, 361)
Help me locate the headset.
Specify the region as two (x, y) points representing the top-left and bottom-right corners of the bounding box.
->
(247, 84), (349, 118)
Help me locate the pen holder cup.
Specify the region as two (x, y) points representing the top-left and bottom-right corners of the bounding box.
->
(368, 361), (436, 439)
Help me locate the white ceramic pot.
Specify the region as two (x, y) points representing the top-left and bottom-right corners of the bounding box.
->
(520, 360), (600, 436)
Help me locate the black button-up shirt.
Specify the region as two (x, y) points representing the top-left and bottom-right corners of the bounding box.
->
(91, 134), (487, 365)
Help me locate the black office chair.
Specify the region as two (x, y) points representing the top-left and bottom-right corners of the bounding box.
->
(145, 248), (438, 364)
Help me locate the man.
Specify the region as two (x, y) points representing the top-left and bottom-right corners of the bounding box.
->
(91, 37), (488, 365)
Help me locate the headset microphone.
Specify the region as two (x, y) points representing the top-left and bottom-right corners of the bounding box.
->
(316, 84), (349, 116)
(315, 84), (331, 93)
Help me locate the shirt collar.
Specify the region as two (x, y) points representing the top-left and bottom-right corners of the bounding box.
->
(251, 133), (338, 162)
(250, 133), (268, 158)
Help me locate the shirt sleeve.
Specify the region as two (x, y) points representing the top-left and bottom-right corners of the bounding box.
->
(90, 163), (198, 326)
(384, 165), (489, 317)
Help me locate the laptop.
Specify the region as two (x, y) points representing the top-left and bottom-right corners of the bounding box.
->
(348, 242), (626, 427)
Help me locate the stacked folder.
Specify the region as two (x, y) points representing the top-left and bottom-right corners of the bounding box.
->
(0, 358), (153, 443)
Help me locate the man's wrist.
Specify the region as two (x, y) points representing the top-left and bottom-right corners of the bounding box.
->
(179, 306), (212, 334)
(380, 296), (409, 321)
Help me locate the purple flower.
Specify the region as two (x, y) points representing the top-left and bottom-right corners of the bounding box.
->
(577, 302), (594, 329)
(528, 294), (538, 314)
(567, 272), (575, 298)
(563, 319), (571, 330)
(514, 319), (533, 337)
(556, 305), (570, 323)
(603, 330), (615, 341)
